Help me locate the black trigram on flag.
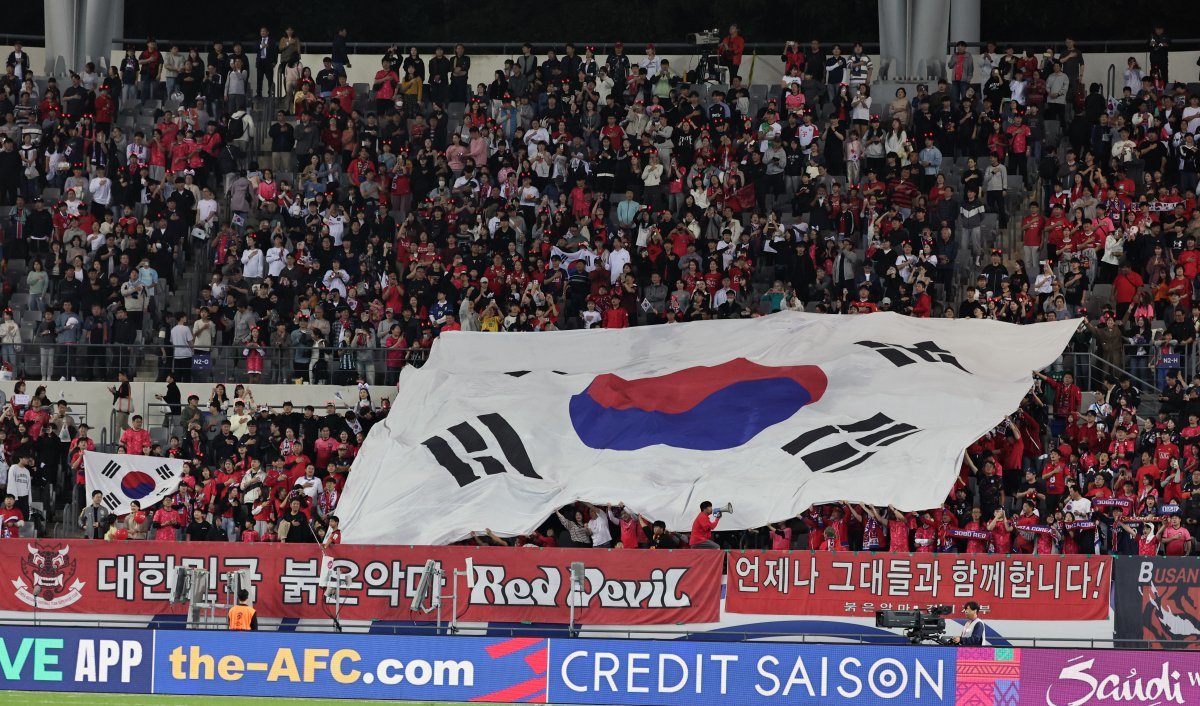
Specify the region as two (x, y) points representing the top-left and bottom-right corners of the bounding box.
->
(153, 464), (174, 480)
(782, 413), (921, 473)
(855, 340), (969, 373)
(100, 460), (122, 479)
(423, 413), (542, 487)
(101, 492), (121, 511)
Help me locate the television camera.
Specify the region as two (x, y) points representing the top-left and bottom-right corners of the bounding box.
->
(687, 29), (722, 46)
(686, 29), (728, 84)
(876, 605), (956, 645)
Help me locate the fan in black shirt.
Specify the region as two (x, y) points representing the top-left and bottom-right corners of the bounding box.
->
(280, 498), (318, 543)
(645, 520), (677, 549)
(186, 510), (214, 541)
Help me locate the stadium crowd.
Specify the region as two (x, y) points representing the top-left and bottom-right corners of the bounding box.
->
(0, 25), (1197, 555)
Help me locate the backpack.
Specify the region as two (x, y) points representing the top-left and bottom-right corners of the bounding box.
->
(226, 114), (246, 141)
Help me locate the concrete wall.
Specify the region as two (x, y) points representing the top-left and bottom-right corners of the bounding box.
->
(4, 41), (1192, 98)
(8, 40), (1200, 96)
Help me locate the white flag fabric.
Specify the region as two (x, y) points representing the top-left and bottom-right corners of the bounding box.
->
(338, 312), (1078, 545)
(83, 452), (186, 516)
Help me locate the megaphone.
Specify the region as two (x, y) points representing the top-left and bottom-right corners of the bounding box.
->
(716, 503), (733, 515)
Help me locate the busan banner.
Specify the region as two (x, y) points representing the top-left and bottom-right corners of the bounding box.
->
(1114, 555), (1200, 648)
(725, 551), (1111, 621)
(0, 540), (720, 625)
(337, 313), (1078, 545)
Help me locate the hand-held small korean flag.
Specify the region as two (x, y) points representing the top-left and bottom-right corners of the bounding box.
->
(83, 451), (186, 516)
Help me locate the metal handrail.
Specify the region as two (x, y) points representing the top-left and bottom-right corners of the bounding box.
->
(5, 341), (431, 384)
(110, 38), (882, 54)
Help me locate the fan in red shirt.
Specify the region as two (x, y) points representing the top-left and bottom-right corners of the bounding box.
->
(119, 416), (152, 455)
(1178, 240), (1200, 281)
(313, 427), (341, 471)
(602, 296), (630, 328)
(1021, 206), (1045, 250)
(689, 501), (721, 548)
(912, 513), (937, 553)
(1041, 447), (1067, 504)
(0, 496), (25, 537)
(886, 506), (913, 552)
(1154, 432), (1180, 470)
(1138, 522), (1162, 556)
(988, 509), (1013, 554)
(1013, 500), (1041, 553)
(911, 281), (933, 317)
(962, 507), (989, 553)
(1036, 371), (1081, 437)
(608, 504), (647, 549)
(825, 504), (851, 549)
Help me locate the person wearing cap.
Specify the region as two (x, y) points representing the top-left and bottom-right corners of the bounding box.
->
(639, 44), (659, 81)
(606, 42), (630, 84)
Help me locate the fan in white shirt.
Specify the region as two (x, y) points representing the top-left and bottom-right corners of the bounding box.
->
(241, 243), (265, 279)
(324, 210), (347, 245)
(88, 172), (112, 208)
(266, 242), (289, 277)
(639, 52), (659, 80)
(322, 265), (349, 297)
(197, 195), (218, 227)
(523, 121), (550, 153)
(581, 303), (602, 329)
(126, 141), (149, 167)
(607, 239), (631, 285)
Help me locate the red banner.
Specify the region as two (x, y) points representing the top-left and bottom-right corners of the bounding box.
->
(725, 551), (1111, 621)
(5, 540), (721, 625)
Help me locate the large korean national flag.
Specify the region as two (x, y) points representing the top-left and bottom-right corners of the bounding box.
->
(83, 452), (186, 516)
(338, 312), (1079, 545)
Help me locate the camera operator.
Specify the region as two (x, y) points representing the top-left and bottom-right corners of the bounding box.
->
(951, 601), (987, 646)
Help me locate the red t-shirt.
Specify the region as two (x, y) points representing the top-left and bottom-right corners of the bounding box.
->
(1155, 443), (1180, 470)
(963, 521), (988, 554)
(770, 526), (793, 550)
(313, 438), (340, 470)
(1113, 271), (1145, 304)
(689, 512), (718, 545)
(1163, 526), (1191, 556)
(1021, 214), (1045, 247)
(888, 518), (910, 553)
(990, 521), (1012, 554)
(1179, 250), (1200, 281)
(1014, 514), (1040, 553)
(827, 515), (849, 550)
(1042, 461), (1066, 495)
(913, 525), (936, 553)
